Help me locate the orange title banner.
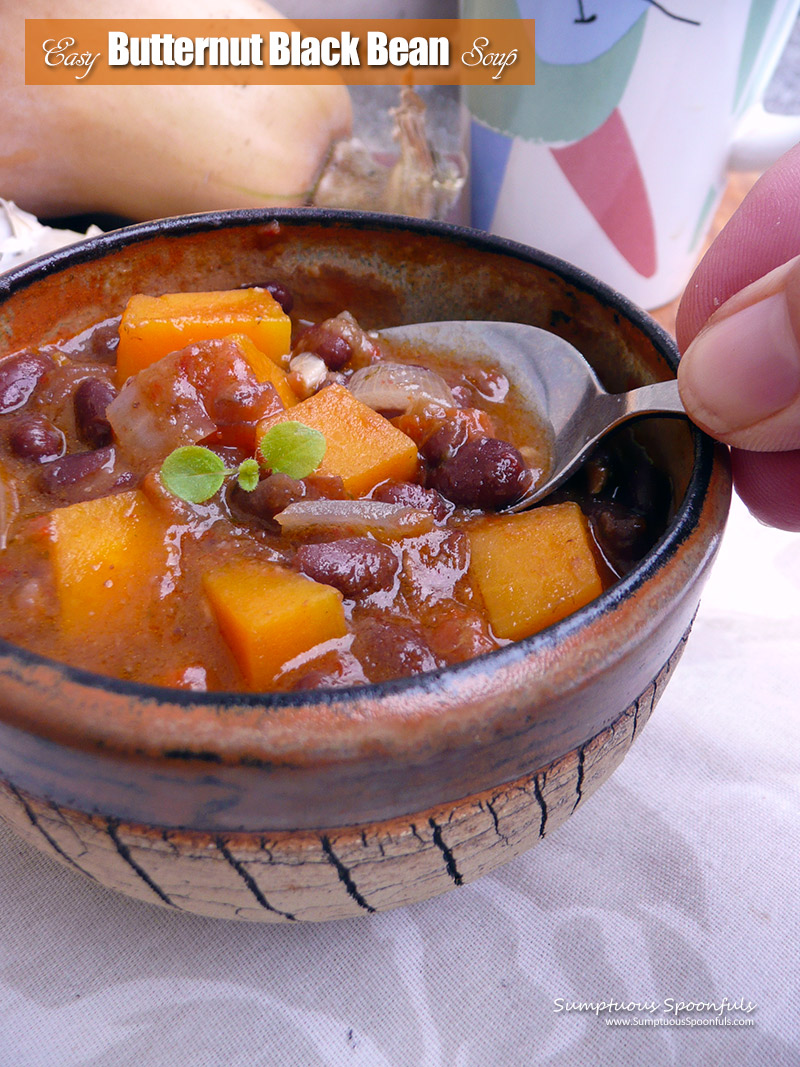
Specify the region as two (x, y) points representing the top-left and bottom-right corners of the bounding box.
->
(25, 19), (535, 87)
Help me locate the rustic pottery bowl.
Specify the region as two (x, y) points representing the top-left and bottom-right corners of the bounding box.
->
(0, 210), (730, 922)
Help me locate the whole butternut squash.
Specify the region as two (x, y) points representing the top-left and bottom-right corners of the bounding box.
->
(0, 0), (352, 220)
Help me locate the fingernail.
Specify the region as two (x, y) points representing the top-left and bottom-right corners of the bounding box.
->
(679, 289), (800, 436)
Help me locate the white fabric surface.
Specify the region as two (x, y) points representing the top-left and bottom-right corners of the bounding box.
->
(0, 492), (798, 1066)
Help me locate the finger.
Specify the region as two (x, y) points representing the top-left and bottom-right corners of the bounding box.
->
(676, 141), (800, 351)
(731, 448), (800, 531)
(677, 253), (800, 451)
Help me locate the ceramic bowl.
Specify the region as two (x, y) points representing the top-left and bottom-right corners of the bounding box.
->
(0, 211), (731, 922)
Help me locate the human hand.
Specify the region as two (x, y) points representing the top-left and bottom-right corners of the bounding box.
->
(676, 141), (800, 531)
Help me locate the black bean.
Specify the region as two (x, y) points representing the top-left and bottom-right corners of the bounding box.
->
(421, 421), (468, 466)
(290, 667), (347, 691)
(264, 282), (293, 315)
(242, 281), (294, 314)
(427, 436), (529, 510)
(352, 618), (438, 683)
(302, 472), (347, 500)
(586, 499), (654, 576)
(38, 446), (116, 495)
(372, 480), (450, 522)
(296, 538), (399, 597)
(59, 318), (120, 364)
(74, 377), (116, 448)
(314, 333), (352, 371)
(228, 472), (308, 523)
(297, 324), (353, 371)
(8, 415), (65, 462)
(0, 352), (55, 414)
(209, 380), (281, 425)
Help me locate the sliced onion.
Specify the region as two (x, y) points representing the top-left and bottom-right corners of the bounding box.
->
(0, 460), (19, 550)
(274, 499), (434, 540)
(348, 362), (454, 415)
(107, 351), (216, 466)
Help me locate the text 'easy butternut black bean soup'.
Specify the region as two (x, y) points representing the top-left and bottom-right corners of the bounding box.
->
(0, 283), (669, 692)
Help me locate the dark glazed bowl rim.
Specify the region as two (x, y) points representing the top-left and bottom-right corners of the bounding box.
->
(0, 208), (716, 716)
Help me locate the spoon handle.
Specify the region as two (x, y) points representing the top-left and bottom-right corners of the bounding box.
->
(616, 378), (684, 417)
(510, 378), (686, 510)
(592, 378), (684, 434)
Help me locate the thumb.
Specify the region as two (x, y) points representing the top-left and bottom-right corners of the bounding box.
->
(677, 253), (800, 451)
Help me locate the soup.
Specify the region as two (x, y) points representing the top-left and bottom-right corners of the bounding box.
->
(0, 283), (669, 691)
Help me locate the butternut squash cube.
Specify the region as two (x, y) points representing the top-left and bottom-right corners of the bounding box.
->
(48, 490), (167, 637)
(202, 561), (347, 689)
(256, 383), (419, 496)
(227, 333), (298, 409)
(116, 288), (291, 384)
(467, 502), (604, 641)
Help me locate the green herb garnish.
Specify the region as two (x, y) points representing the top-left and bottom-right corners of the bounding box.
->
(160, 446), (228, 504)
(160, 423), (327, 504)
(259, 422), (327, 479)
(236, 457), (261, 492)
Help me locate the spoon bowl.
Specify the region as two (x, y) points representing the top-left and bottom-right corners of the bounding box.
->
(379, 320), (687, 507)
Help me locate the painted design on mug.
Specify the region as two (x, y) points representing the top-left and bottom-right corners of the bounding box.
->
(734, 0), (783, 112)
(550, 110), (656, 278)
(468, 0), (702, 278)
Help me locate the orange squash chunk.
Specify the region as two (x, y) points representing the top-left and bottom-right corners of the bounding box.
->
(226, 333), (298, 409)
(467, 502), (604, 641)
(48, 490), (167, 637)
(203, 561), (347, 689)
(116, 288), (291, 384)
(256, 383), (418, 496)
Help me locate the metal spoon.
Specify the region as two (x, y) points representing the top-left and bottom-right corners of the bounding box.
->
(378, 320), (686, 510)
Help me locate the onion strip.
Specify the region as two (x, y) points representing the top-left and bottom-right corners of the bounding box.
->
(348, 362), (454, 415)
(274, 499), (434, 540)
(0, 461), (19, 550)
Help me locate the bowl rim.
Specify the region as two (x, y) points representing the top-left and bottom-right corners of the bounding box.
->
(0, 207), (721, 717)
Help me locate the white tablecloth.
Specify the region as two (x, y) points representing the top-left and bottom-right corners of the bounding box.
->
(1, 490), (798, 1067)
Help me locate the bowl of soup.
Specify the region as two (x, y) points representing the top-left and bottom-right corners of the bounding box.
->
(0, 210), (730, 921)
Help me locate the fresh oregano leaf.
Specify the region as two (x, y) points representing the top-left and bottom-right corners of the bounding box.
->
(259, 422), (327, 479)
(237, 457), (261, 492)
(160, 446), (227, 503)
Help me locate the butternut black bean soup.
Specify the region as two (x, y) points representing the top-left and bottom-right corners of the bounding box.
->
(0, 283), (669, 691)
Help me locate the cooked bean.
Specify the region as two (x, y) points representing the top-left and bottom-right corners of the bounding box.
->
(59, 317), (120, 365)
(287, 650), (367, 690)
(0, 352), (55, 414)
(421, 421), (468, 466)
(228, 472), (309, 523)
(264, 282), (293, 314)
(298, 324), (353, 371)
(427, 436), (528, 509)
(421, 408), (494, 465)
(372, 480), (450, 522)
(38, 446), (116, 495)
(209, 380), (281, 425)
(352, 617), (438, 682)
(8, 415), (65, 462)
(587, 501), (649, 572)
(291, 666), (346, 690)
(425, 602), (497, 664)
(74, 377), (117, 448)
(401, 529), (469, 607)
(242, 280), (294, 314)
(314, 333), (352, 371)
(296, 537), (398, 597)
(302, 472), (348, 499)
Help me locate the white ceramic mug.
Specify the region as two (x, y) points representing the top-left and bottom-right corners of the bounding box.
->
(464, 0), (800, 308)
